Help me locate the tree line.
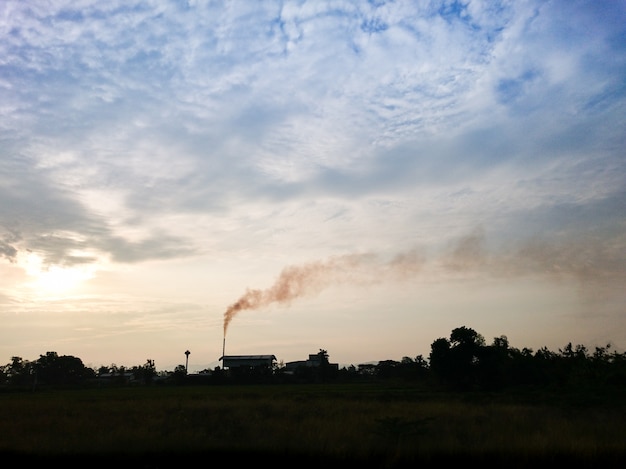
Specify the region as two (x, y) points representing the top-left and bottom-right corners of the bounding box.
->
(2, 326), (625, 391)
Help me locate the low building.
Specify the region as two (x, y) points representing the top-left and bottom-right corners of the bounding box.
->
(219, 355), (276, 370)
(285, 353), (338, 373)
(95, 372), (136, 385)
(285, 353), (324, 371)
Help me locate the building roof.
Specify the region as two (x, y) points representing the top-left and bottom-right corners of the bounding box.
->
(219, 355), (276, 361)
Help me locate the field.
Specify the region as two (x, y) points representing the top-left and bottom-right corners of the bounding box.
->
(1, 382), (624, 467)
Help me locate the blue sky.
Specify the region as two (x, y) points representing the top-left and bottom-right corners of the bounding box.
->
(1, 0), (625, 372)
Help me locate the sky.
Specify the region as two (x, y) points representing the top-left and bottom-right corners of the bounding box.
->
(1, 0), (625, 373)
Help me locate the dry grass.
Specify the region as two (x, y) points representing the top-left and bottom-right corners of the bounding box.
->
(1, 383), (624, 466)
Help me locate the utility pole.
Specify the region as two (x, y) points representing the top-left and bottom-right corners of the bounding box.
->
(184, 350), (190, 374)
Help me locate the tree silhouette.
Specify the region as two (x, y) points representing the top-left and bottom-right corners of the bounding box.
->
(131, 359), (156, 385)
(2, 356), (33, 386)
(2, 325), (626, 391)
(35, 352), (93, 386)
(429, 327), (485, 389)
(428, 337), (452, 385)
(317, 349), (329, 365)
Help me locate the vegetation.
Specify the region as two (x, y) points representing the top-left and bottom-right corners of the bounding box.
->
(1, 326), (625, 466)
(2, 326), (625, 391)
(1, 382), (624, 467)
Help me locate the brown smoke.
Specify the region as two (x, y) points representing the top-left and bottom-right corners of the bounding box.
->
(222, 229), (626, 335)
(222, 252), (423, 336)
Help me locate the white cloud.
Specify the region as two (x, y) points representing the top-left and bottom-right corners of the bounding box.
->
(1, 0), (625, 367)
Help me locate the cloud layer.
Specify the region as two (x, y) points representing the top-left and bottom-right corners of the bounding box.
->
(1, 1), (625, 367)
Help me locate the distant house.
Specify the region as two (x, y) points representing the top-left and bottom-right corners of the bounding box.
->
(219, 355), (276, 370)
(95, 372), (136, 385)
(285, 353), (338, 373)
(285, 354), (324, 371)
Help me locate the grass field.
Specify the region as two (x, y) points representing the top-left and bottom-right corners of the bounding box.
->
(1, 382), (624, 467)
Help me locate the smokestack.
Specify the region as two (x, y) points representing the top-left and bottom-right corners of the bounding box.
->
(222, 336), (225, 359)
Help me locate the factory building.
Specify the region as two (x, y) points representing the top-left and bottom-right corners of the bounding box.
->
(285, 353), (326, 371)
(219, 354), (276, 370)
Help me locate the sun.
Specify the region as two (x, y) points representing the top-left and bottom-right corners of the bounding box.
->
(22, 252), (97, 298)
(35, 264), (93, 293)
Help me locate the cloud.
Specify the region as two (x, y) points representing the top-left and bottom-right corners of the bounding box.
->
(1, 1), (625, 368)
(0, 0), (625, 273)
(0, 237), (18, 262)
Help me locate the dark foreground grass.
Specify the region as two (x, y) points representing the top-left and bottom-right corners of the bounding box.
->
(1, 383), (624, 467)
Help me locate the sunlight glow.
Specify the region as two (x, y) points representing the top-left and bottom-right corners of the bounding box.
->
(22, 252), (97, 298)
(35, 265), (93, 292)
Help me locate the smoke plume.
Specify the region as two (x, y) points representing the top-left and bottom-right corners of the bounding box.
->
(223, 251), (423, 336)
(222, 229), (626, 335)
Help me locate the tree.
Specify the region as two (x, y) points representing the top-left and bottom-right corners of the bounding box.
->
(172, 364), (188, 385)
(450, 326), (485, 349)
(4, 356), (33, 386)
(429, 337), (452, 385)
(396, 355), (429, 381)
(475, 335), (512, 390)
(376, 360), (399, 379)
(430, 327), (486, 390)
(317, 349), (330, 366)
(35, 352), (93, 386)
(131, 359), (156, 385)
